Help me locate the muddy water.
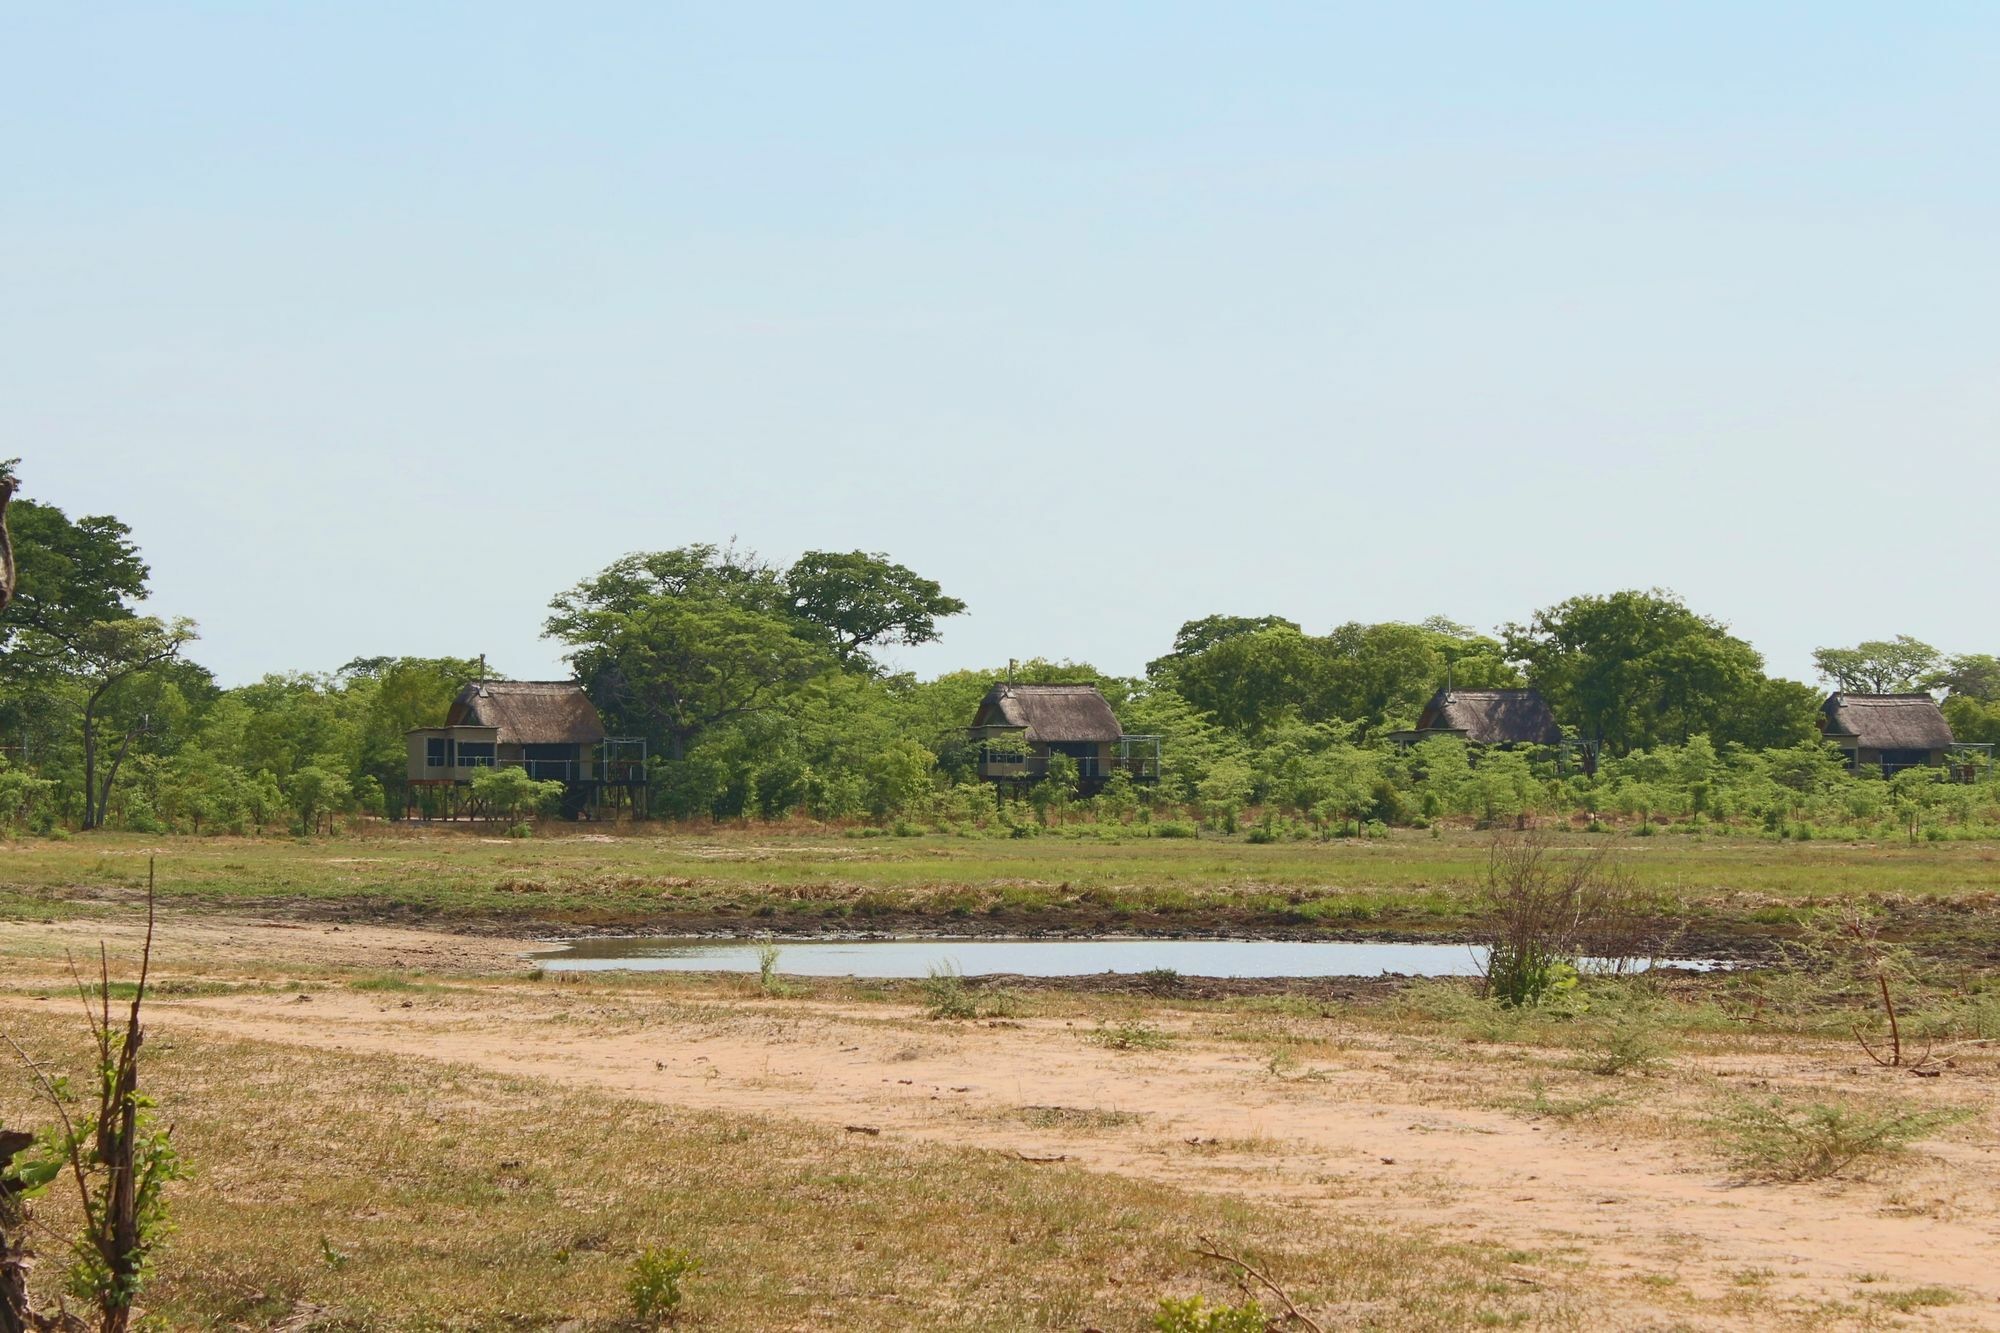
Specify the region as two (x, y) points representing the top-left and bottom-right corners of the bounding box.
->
(528, 937), (1725, 979)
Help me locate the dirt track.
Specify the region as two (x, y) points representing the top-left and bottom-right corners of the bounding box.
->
(5, 914), (1999, 1327)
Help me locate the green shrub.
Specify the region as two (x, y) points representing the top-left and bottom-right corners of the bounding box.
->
(507, 821), (534, 838)
(1152, 820), (1198, 839)
(1571, 986), (1671, 1075)
(757, 943), (786, 997)
(1153, 1294), (1268, 1332)
(921, 962), (977, 1019)
(1712, 1096), (1970, 1181)
(627, 1245), (699, 1323)
(1090, 1021), (1173, 1050)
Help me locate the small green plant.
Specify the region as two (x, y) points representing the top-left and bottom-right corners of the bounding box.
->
(1090, 1021), (1173, 1051)
(921, 962), (977, 1019)
(1711, 1096), (1970, 1181)
(1570, 986), (1670, 1075)
(1153, 1294), (1268, 1332)
(627, 1245), (699, 1324)
(1865, 1285), (1960, 1311)
(756, 943), (784, 996)
(1513, 1076), (1621, 1121)
(507, 820), (534, 838)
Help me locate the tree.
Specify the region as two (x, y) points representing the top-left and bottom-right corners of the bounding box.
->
(75, 618), (198, 830)
(545, 544), (788, 626)
(1505, 590), (1786, 754)
(1929, 653), (2000, 702)
(1319, 620), (1522, 735)
(1812, 636), (1943, 694)
(784, 550), (966, 669)
(548, 581), (830, 761)
(468, 766), (565, 823)
(345, 656), (487, 817)
(0, 459), (18, 616)
(1147, 614), (1301, 681)
(1168, 627), (1333, 734)
(0, 500), (147, 663)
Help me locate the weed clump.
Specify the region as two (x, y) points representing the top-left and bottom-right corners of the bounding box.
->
(1153, 1294), (1267, 1332)
(1711, 1096), (1970, 1181)
(1090, 1021), (1173, 1051)
(627, 1245), (699, 1324)
(756, 943), (789, 997)
(921, 962), (977, 1019)
(1569, 985), (1671, 1075)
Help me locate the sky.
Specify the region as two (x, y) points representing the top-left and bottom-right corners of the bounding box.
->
(5, 3), (1997, 688)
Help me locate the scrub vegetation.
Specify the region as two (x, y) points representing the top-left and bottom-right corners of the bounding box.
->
(4, 474), (1998, 846)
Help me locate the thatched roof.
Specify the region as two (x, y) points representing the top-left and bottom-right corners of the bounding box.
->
(1412, 689), (1563, 746)
(973, 683), (1123, 743)
(1819, 694), (1954, 751)
(446, 681), (606, 746)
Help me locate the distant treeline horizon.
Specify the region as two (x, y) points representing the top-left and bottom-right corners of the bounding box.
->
(5, 478), (1999, 836)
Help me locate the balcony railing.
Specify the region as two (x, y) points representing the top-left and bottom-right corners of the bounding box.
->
(975, 737), (1163, 783)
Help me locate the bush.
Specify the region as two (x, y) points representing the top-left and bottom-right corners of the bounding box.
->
(756, 942), (789, 997)
(507, 821), (534, 839)
(1711, 1096), (1970, 1181)
(1090, 1021), (1173, 1050)
(1152, 820), (1198, 839)
(921, 962), (977, 1019)
(1571, 985), (1670, 1075)
(1478, 831), (1658, 1008)
(628, 1245), (699, 1323)
(1153, 1295), (1268, 1332)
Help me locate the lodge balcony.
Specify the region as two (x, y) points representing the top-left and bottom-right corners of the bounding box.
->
(971, 729), (1163, 784)
(407, 734), (649, 786)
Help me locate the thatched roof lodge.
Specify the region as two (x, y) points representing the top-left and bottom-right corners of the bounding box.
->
(969, 682), (1159, 785)
(406, 679), (647, 818)
(443, 680), (607, 746)
(1392, 688), (1564, 747)
(1817, 693), (1956, 774)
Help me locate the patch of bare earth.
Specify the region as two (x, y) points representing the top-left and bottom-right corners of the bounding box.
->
(6, 915), (1999, 1327)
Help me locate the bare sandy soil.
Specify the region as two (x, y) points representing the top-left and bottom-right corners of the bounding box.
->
(5, 913), (1999, 1328)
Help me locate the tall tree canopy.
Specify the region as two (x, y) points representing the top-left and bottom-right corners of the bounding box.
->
(1153, 615), (1518, 738)
(1147, 614), (1302, 681)
(1812, 636), (1943, 694)
(1505, 589), (1814, 753)
(784, 550), (967, 668)
(0, 498), (148, 660)
(547, 549), (840, 760)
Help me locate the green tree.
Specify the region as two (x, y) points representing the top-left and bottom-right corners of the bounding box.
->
(1930, 653), (2000, 702)
(548, 572), (831, 761)
(468, 765), (565, 822)
(1812, 636), (1943, 694)
(1505, 590), (1793, 754)
(784, 550), (966, 669)
(1169, 627), (1333, 734)
(286, 763), (351, 834)
(73, 617), (199, 830)
(1147, 613), (1301, 681)
(0, 498), (148, 661)
(345, 656), (487, 816)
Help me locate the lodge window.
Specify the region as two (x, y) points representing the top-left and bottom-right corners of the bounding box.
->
(456, 742), (496, 768)
(426, 738), (451, 769)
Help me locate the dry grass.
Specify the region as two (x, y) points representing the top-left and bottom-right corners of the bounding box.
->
(0, 1010), (1567, 1331)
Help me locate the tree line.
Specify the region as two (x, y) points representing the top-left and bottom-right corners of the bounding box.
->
(4, 473), (1998, 838)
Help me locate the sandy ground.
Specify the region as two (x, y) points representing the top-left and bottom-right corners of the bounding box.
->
(6, 914), (2000, 1327)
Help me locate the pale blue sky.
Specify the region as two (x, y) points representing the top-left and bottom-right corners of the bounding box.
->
(6, 4), (1996, 686)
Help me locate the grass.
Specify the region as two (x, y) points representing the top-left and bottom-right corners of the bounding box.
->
(8, 826), (2000, 957)
(1710, 1095), (1973, 1181)
(1089, 1020), (1175, 1050)
(0, 1011), (1564, 1331)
